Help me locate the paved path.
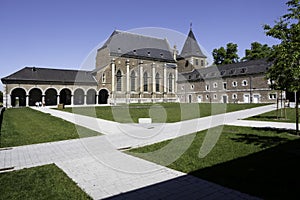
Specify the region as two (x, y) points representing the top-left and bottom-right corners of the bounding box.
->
(1, 104), (282, 199)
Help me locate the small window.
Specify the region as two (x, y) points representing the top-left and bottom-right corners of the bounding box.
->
(223, 82), (227, 90)
(269, 93), (277, 99)
(213, 82), (218, 88)
(206, 94), (209, 99)
(102, 72), (106, 83)
(229, 69), (236, 75)
(232, 81), (237, 87)
(133, 49), (137, 54)
(188, 75), (192, 80)
(196, 59), (199, 65)
(205, 84), (210, 91)
(242, 80), (248, 86)
(201, 60), (204, 66)
(185, 60), (189, 67)
(147, 51), (151, 56)
(232, 94), (237, 99)
(213, 94), (217, 99)
(240, 68), (247, 73)
(181, 85), (185, 90)
(220, 70), (226, 75)
(191, 84), (194, 89)
(160, 53), (164, 57)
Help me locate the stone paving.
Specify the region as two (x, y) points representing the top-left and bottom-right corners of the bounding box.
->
(1, 104), (292, 199)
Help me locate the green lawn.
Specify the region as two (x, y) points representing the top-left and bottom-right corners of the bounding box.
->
(128, 126), (300, 199)
(0, 108), (101, 148)
(247, 107), (297, 123)
(62, 103), (269, 123)
(0, 164), (91, 200)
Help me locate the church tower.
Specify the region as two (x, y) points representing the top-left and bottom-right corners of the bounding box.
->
(180, 25), (207, 70)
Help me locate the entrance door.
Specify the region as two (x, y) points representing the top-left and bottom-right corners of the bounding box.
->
(222, 95), (228, 103)
(197, 95), (202, 103)
(188, 95), (192, 103)
(253, 95), (259, 103)
(244, 94), (250, 103)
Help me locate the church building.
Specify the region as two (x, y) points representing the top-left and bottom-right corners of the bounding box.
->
(1, 28), (278, 107)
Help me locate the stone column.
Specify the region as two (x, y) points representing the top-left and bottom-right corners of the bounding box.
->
(71, 95), (74, 106)
(139, 61), (144, 93)
(111, 58), (115, 100)
(26, 94), (29, 107)
(84, 95), (87, 105)
(57, 95), (60, 105)
(126, 60), (130, 93)
(163, 64), (167, 93)
(175, 66), (178, 93)
(152, 63), (155, 93)
(42, 95), (45, 106)
(2, 85), (7, 107)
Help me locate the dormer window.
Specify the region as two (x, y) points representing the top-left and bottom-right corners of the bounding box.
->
(201, 60), (204, 66)
(195, 59), (199, 65)
(160, 53), (164, 58)
(133, 50), (137, 54)
(229, 69), (236, 75)
(240, 68), (247, 73)
(147, 51), (151, 56)
(117, 48), (121, 53)
(220, 70), (226, 75)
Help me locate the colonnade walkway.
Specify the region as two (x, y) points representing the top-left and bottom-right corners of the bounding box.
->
(1, 104), (294, 199)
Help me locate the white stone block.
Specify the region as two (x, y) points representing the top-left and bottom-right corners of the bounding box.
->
(138, 118), (152, 124)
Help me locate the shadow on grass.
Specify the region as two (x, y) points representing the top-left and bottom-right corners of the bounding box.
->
(189, 138), (300, 200)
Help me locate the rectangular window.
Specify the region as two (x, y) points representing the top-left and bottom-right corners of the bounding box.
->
(196, 59), (199, 65)
(269, 93), (277, 99)
(205, 84), (209, 91)
(201, 60), (204, 66)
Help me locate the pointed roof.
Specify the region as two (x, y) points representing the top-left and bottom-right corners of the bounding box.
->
(180, 28), (206, 58)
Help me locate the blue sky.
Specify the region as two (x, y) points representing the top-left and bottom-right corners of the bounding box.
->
(0, 0), (287, 91)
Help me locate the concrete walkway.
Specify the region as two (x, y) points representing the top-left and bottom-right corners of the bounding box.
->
(1, 104), (284, 199)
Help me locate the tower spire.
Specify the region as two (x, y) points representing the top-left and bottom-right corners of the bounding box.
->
(190, 22), (192, 30)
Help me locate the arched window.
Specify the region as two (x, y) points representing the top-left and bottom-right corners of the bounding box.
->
(168, 73), (173, 92)
(155, 73), (160, 92)
(130, 71), (136, 92)
(116, 70), (122, 91)
(102, 72), (106, 83)
(143, 72), (148, 92)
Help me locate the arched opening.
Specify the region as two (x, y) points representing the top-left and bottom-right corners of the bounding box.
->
(74, 88), (84, 105)
(98, 89), (109, 104)
(143, 72), (148, 92)
(130, 71), (136, 92)
(45, 88), (57, 106)
(168, 73), (173, 92)
(29, 88), (42, 106)
(86, 89), (96, 105)
(11, 88), (26, 107)
(59, 88), (71, 105)
(116, 70), (122, 91)
(155, 72), (160, 92)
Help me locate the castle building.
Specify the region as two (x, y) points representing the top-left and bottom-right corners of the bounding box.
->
(1, 28), (279, 108)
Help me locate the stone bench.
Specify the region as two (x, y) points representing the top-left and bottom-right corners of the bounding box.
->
(138, 118), (152, 124)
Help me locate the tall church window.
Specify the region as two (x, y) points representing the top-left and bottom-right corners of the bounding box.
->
(130, 71), (136, 92)
(143, 72), (148, 92)
(155, 73), (160, 92)
(168, 73), (173, 92)
(116, 70), (122, 91)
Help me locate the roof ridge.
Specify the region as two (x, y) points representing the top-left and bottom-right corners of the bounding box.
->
(24, 66), (92, 73)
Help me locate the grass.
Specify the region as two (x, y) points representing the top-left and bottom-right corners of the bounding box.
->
(0, 164), (91, 200)
(61, 103), (269, 123)
(127, 125), (300, 199)
(0, 108), (101, 148)
(247, 107), (297, 123)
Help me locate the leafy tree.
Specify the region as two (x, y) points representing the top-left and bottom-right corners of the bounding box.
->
(242, 42), (273, 61)
(212, 43), (239, 65)
(212, 47), (226, 65)
(0, 91), (3, 103)
(264, 0), (300, 134)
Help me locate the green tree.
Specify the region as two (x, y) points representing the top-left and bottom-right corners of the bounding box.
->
(264, 0), (300, 134)
(212, 43), (239, 65)
(0, 91), (3, 104)
(242, 42), (273, 61)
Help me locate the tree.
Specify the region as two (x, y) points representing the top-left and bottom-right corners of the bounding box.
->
(242, 42), (273, 61)
(264, 0), (300, 134)
(0, 91), (3, 104)
(212, 43), (239, 65)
